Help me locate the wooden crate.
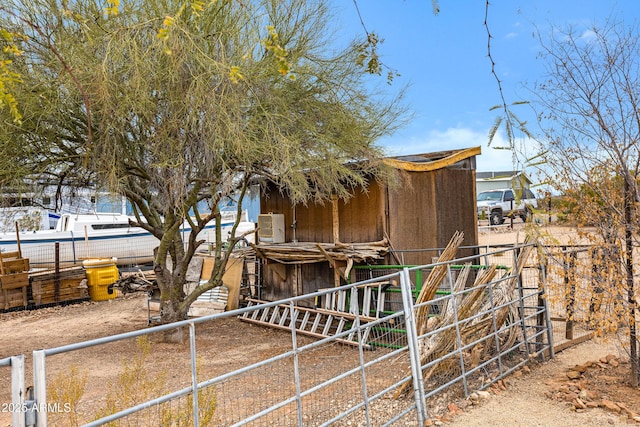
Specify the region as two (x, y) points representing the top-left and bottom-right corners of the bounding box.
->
(0, 249), (30, 294)
(0, 251), (29, 274)
(0, 287), (27, 310)
(0, 249), (30, 310)
(30, 267), (89, 306)
(0, 268), (29, 310)
(0, 272), (29, 290)
(1, 258), (29, 274)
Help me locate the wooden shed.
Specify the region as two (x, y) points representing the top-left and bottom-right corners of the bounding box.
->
(254, 147), (480, 302)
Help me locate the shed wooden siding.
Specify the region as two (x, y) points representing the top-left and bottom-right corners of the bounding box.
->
(260, 182), (386, 244)
(387, 170), (438, 261)
(258, 148), (479, 301)
(260, 182), (387, 304)
(260, 262), (329, 305)
(387, 167), (478, 266)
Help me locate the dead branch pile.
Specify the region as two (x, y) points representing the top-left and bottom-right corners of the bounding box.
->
(238, 239), (390, 265)
(395, 233), (535, 398)
(112, 274), (157, 294)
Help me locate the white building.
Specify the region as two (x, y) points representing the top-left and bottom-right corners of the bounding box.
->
(476, 171), (533, 194)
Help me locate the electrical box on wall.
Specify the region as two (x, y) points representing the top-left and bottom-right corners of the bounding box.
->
(257, 213), (285, 243)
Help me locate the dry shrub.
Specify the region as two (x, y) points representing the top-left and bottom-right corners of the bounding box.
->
(160, 358), (217, 426)
(91, 336), (216, 426)
(48, 365), (87, 426)
(93, 336), (167, 425)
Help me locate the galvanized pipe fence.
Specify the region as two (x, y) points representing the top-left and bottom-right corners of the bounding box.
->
(2, 243), (553, 426)
(1, 356), (26, 427)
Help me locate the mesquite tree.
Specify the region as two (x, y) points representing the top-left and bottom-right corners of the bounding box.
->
(0, 0), (404, 331)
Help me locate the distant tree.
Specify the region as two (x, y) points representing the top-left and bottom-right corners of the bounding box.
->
(0, 0), (404, 333)
(534, 20), (640, 384)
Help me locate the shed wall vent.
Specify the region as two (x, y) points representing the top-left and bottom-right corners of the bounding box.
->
(257, 213), (285, 243)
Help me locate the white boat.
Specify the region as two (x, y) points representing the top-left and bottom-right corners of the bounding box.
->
(0, 211), (256, 268)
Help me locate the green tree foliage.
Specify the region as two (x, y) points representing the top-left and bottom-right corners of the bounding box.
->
(0, 1), (94, 202)
(534, 20), (640, 384)
(0, 0), (405, 327)
(0, 29), (23, 123)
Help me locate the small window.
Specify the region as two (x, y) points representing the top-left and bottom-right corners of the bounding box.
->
(91, 224), (131, 230)
(504, 190), (514, 201)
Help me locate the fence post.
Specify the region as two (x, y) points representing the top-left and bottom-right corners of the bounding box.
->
(564, 250), (576, 340)
(514, 247), (532, 355)
(33, 350), (47, 427)
(288, 301), (304, 426)
(510, 199), (514, 228)
(350, 287), (371, 426)
(11, 355), (26, 427)
(188, 323), (199, 427)
(399, 268), (427, 424)
(589, 247), (604, 328)
(537, 251), (554, 360)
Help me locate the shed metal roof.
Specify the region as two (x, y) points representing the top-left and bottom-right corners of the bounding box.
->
(383, 147), (481, 172)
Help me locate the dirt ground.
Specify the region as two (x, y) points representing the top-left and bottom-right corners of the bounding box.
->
(0, 295), (312, 426)
(0, 221), (639, 426)
(452, 222), (640, 426)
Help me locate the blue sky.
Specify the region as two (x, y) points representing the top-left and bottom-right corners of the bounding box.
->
(330, 1), (640, 173)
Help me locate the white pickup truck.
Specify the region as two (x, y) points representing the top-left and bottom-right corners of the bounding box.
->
(477, 188), (537, 225)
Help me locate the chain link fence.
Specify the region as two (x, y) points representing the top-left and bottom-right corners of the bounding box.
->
(4, 243), (552, 426)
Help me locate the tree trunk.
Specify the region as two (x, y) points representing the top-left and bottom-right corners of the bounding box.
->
(625, 179), (638, 387)
(154, 258), (188, 343)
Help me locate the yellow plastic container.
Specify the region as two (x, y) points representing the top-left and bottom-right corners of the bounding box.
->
(83, 258), (119, 301)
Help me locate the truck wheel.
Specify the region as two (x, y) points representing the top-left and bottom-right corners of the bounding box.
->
(490, 211), (503, 226)
(520, 207), (532, 222)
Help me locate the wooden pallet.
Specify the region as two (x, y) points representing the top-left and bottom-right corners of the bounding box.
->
(30, 267), (89, 306)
